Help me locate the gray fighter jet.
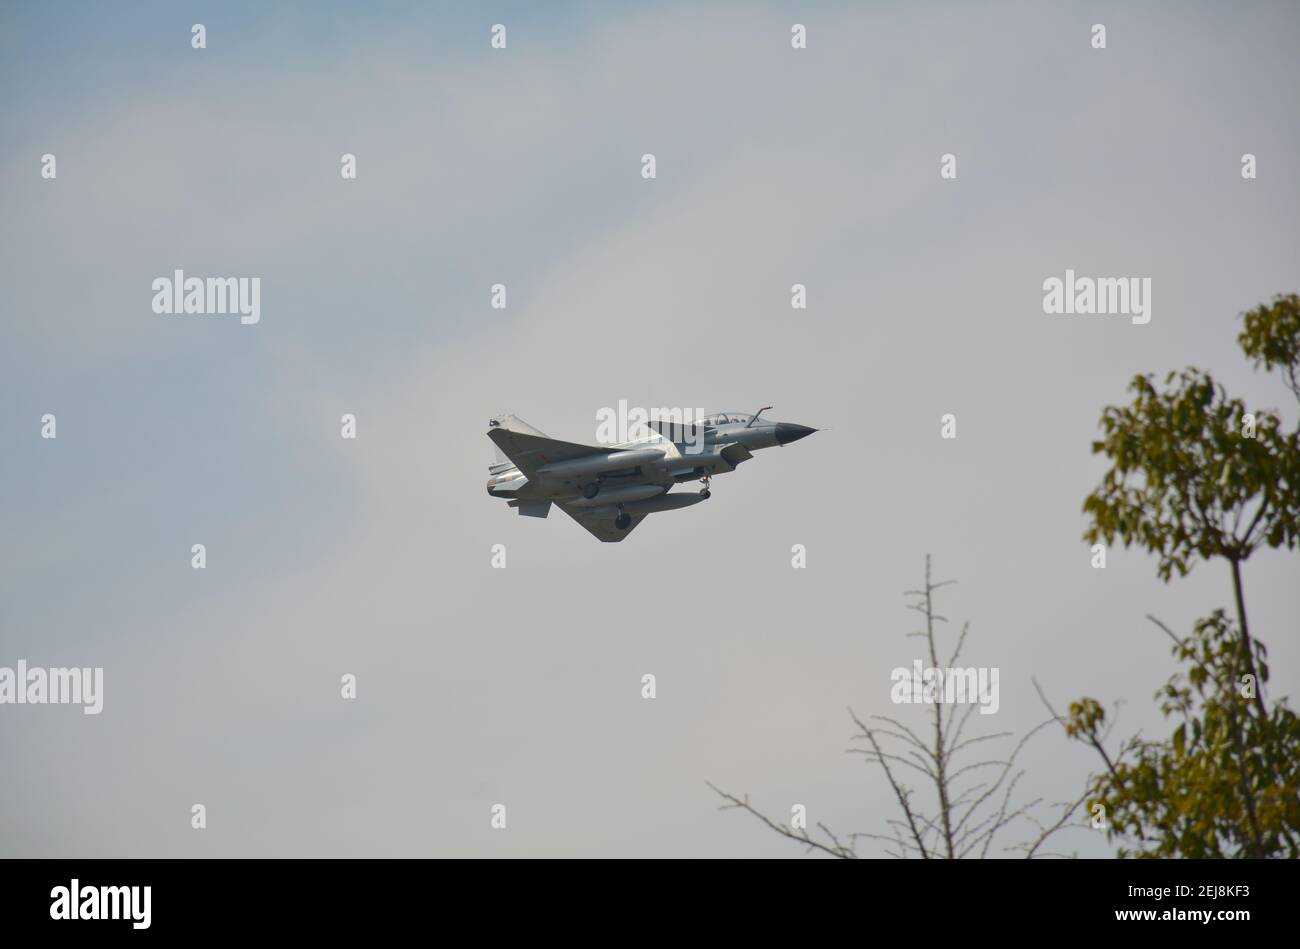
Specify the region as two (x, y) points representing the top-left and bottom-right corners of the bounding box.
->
(485, 408), (817, 541)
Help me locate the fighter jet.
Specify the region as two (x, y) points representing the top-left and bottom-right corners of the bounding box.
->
(485, 408), (817, 541)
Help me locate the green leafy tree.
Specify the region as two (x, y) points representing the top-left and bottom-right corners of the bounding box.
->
(1069, 293), (1300, 857)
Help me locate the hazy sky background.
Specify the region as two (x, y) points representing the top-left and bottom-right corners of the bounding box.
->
(2, 1), (1297, 857)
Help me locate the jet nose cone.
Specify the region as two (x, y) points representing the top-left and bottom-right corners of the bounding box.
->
(774, 422), (817, 445)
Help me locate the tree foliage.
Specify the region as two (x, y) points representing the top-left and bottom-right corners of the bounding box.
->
(1068, 612), (1299, 857)
(1070, 293), (1300, 858)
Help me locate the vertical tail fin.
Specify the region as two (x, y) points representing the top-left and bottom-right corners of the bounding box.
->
(488, 414), (548, 467)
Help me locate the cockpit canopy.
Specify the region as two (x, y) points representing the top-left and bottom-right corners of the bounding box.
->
(699, 412), (755, 427)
